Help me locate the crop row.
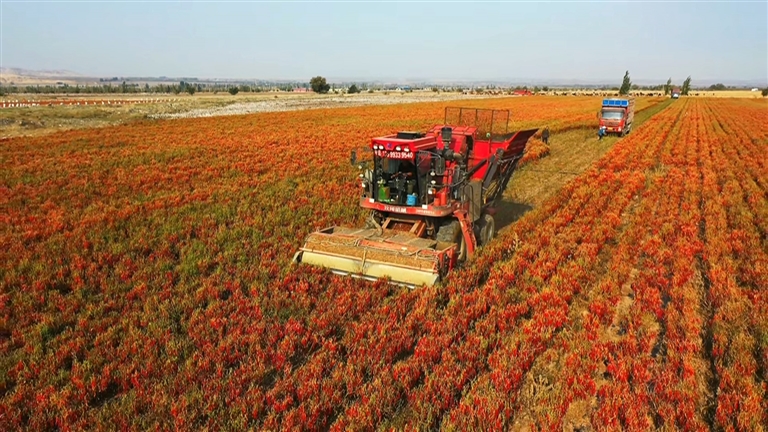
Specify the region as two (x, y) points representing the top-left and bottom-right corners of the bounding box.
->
(440, 96), (690, 431)
(697, 99), (766, 430)
(587, 99), (709, 431)
(429, 98), (766, 432)
(496, 97), (766, 432)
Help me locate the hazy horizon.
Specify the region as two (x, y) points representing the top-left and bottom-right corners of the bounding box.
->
(2, 1), (767, 85)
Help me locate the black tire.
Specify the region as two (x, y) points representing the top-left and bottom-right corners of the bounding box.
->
(436, 220), (467, 262)
(621, 124), (631, 137)
(478, 213), (496, 246)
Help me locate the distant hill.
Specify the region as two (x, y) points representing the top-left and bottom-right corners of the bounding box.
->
(0, 67), (82, 77)
(0, 67), (86, 85)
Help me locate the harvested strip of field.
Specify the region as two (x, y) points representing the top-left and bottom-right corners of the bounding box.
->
(151, 92), (501, 119)
(499, 98), (673, 228)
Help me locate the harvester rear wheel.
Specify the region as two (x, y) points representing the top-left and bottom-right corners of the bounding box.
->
(436, 220), (467, 262)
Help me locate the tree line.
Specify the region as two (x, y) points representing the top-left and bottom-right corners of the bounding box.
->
(0, 81), (302, 96)
(619, 71), (694, 96)
(618, 71), (767, 96)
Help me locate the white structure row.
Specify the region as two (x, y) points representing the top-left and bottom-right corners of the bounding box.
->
(0, 99), (180, 108)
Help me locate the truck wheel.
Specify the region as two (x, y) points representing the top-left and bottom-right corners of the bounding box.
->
(479, 214), (496, 246)
(436, 220), (467, 262)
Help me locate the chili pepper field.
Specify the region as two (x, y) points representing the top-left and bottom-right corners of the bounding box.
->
(1, 96), (766, 431)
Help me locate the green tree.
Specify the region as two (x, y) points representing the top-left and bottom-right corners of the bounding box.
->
(542, 86), (549, 92)
(228, 86), (239, 95)
(708, 83), (726, 91)
(186, 85), (196, 95)
(310, 76), (331, 94)
(619, 71), (632, 95)
(347, 84), (360, 94)
(762, 88), (768, 97)
(664, 77), (672, 95)
(682, 76), (692, 95)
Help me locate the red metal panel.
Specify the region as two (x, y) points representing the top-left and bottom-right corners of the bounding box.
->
(360, 198), (458, 217)
(468, 139), (493, 181)
(467, 129), (537, 181)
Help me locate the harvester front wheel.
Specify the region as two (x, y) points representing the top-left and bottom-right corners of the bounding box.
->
(478, 213), (496, 246)
(365, 211), (385, 232)
(436, 220), (467, 262)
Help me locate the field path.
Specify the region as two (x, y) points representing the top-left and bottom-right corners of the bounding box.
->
(496, 99), (673, 231)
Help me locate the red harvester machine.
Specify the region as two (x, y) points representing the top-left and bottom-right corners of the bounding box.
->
(293, 107), (538, 288)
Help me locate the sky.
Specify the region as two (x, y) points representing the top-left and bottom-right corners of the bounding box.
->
(2, 1), (767, 84)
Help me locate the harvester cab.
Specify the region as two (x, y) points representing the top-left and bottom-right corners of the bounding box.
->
(293, 107), (538, 288)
